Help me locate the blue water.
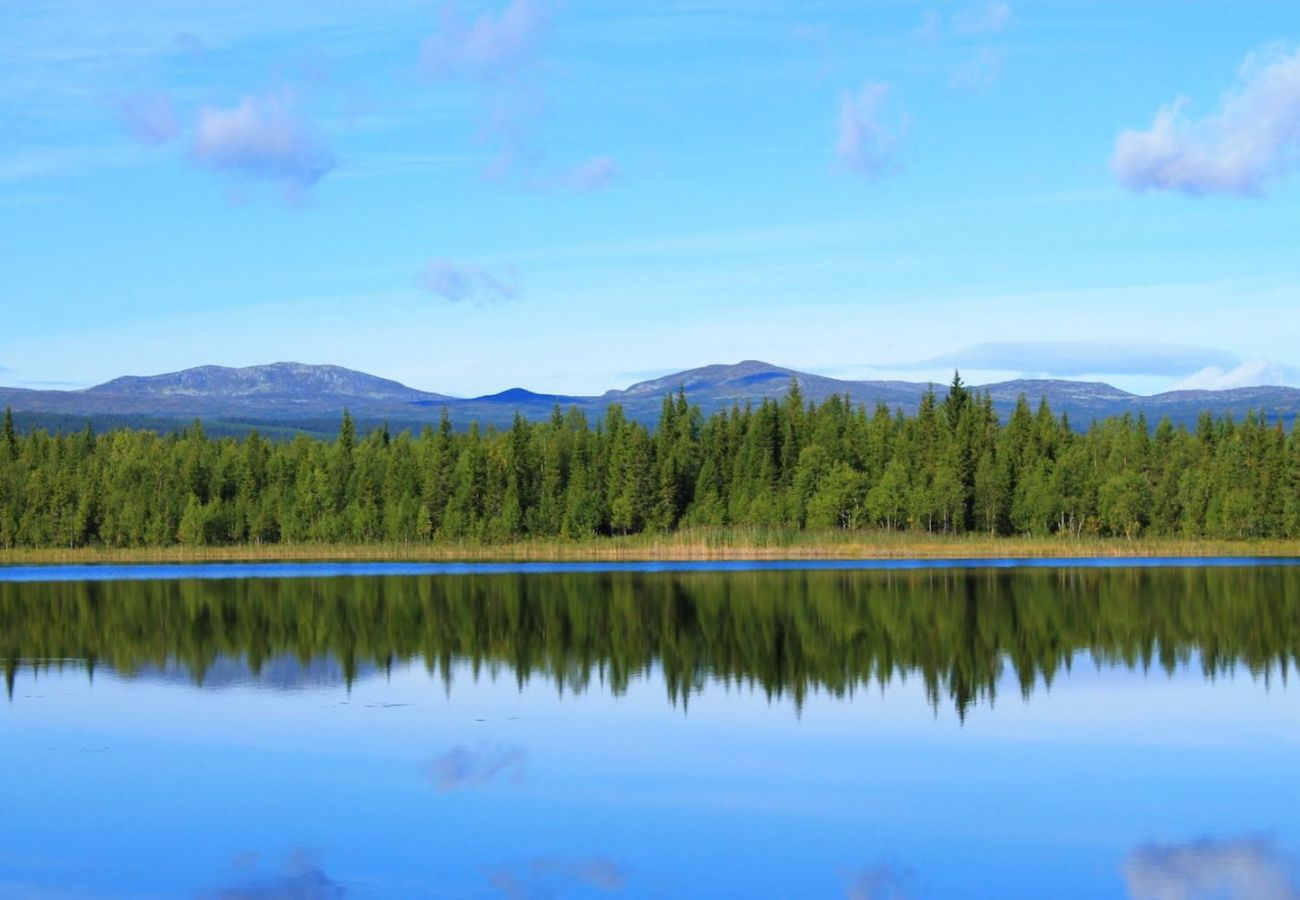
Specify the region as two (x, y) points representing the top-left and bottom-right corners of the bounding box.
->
(1, 565), (1297, 898)
(3, 555), (1299, 582)
(5, 654), (1295, 898)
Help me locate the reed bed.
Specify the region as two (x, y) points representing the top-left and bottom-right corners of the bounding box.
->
(2, 528), (1298, 565)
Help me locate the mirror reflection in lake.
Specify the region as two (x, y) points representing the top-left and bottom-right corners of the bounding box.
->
(2, 566), (1298, 898)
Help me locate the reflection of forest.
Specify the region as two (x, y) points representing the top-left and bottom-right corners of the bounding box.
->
(3, 568), (1297, 715)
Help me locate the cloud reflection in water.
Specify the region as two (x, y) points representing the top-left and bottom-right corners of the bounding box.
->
(428, 743), (527, 792)
(485, 858), (628, 899)
(197, 850), (347, 899)
(844, 865), (914, 900)
(1125, 837), (1299, 900)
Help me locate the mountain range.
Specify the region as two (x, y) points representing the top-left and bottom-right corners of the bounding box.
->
(3, 360), (1299, 434)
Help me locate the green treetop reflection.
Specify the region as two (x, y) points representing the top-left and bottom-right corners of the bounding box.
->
(3, 568), (1297, 717)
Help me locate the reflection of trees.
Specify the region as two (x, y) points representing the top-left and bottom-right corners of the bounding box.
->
(2, 568), (1297, 716)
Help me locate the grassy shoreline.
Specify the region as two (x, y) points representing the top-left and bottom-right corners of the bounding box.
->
(2, 529), (1298, 565)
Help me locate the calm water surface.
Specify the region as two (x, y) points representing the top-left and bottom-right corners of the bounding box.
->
(2, 563), (1298, 898)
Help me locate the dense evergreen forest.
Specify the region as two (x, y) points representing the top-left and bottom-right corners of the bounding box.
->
(2, 375), (1298, 548)
(4, 569), (1297, 714)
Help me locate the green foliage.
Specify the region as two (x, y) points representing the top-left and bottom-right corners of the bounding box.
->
(1, 382), (1298, 549)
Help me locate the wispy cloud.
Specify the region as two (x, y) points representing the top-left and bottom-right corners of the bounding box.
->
(1113, 44), (1300, 196)
(1171, 359), (1300, 391)
(564, 155), (619, 191)
(918, 3), (1011, 41)
(427, 743), (526, 789)
(173, 31), (205, 56)
(915, 4), (1011, 90)
(113, 91), (182, 145)
(0, 145), (151, 182)
(895, 341), (1242, 378)
(1124, 836), (1300, 900)
(191, 91), (335, 189)
(419, 0), (548, 81)
(915, 10), (944, 43)
(486, 146), (622, 192)
(486, 858), (628, 900)
(950, 2), (1012, 37)
(423, 260), (519, 305)
(493, 154), (621, 192)
(951, 49), (1003, 92)
(419, 0), (547, 181)
(418, 0), (615, 191)
(835, 82), (905, 177)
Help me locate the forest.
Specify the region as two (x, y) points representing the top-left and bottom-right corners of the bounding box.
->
(1, 375), (1299, 549)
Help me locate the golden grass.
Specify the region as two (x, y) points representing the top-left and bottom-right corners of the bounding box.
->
(2, 528), (1297, 564)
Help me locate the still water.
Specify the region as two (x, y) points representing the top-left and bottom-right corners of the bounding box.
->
(1, 563), (1298, 898)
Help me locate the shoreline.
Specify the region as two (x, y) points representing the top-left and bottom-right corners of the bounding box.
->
(3, 531), (1299, 565)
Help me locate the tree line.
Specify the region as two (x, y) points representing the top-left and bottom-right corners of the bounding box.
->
(4, 568), (1297, 715)
(2, 374), (1299, 548)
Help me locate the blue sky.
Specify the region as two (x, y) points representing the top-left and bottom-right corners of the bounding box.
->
(2, 1), (1299, 397)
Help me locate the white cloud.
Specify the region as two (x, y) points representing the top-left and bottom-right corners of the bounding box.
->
(835, 82), (905, 177)
(191, 92), (335, 189)
(423, 259), (519, 304)
(1113, 44), (1300, 196)
(1171, 360), (1300, 391)
(1125, 837), (1300, 900)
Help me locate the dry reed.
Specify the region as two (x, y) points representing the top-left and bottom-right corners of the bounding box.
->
(2, 528), (1297, 565)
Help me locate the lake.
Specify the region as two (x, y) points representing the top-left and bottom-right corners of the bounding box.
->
(2, 562), (1298, 898)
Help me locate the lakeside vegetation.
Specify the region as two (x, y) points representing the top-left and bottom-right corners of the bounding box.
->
(3, 374), (1300, 552)
(4, 568), (1297, 715)
(3, 531), (1300, 564)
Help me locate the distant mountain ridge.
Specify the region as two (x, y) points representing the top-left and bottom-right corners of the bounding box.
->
(88, 362), (447, 404)
(3, 360), (1299, 433)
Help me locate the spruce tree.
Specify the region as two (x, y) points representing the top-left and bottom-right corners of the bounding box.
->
(1, 407), (16, 461)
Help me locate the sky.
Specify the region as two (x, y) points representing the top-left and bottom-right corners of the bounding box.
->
(2, 0), (1299, 398)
